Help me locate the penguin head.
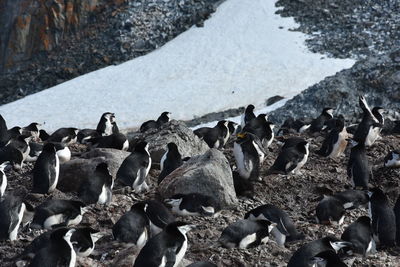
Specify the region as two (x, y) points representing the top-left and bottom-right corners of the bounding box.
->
(256, 219), (277, 233)
(367, 187), (386, 201)
(166, 142), (179, 152)
(227, 121), (239, 135)
(25, 122), (41, 131)
(42, 143), (57, 153)
(359, 95), (369, 109)
(95, 162), (110, 174)
(217, 120), (228, 128)
(372, 107), (384, 115)
(134, 141), (149, 153)
(296, 141), (309, 153)
(266, 121), (275, 130)
(70, 200), (88, 214)
(159, 112), (171, 122)
(78, 227), (103, 243)
(39, 129), (50, 141)
(246, 104), (255, 112)
(50, 227), (76, 242)
(102, 112), (115, 122)
(236, 132), (250, 141)
(9, 126), (22, 135)
(166, 221), (196, 235)
(356, 216), (371, 226)
(323, 236), (353, 252)
(131, 202), (148, 213)
(322, 108), (334, 118)
(257, 114), (267, 120)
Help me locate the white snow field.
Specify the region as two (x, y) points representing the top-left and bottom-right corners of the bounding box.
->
(0, 0), (355, 132)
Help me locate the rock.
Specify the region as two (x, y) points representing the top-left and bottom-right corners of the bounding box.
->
(158, 149), (238, 208)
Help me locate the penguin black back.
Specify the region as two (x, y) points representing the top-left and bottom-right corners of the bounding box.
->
(316, 195), (346, 225)
(0, 194), (25, 241)
(347, 140), (370, 190)
(341, 216), (375, 256)
(96, 112), (117, 136)
(309, 107), (334, 133)
(140, 111), (170, 132)
(394, 194), (400, 245)
(241, 104), (256, 127)
(143, 199), (175, 235)
(0, 114), (8, 147)
(32, 143), (59, 194)
(158, 142), (183, 184)
(47, 127), (78, 144)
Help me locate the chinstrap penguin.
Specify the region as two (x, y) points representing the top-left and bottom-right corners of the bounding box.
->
(32, 143), (59, 194)
(341, 216), (376, 256)
(315, 195), (346, 225)
(194, 120), (230, 149)
(164, 193), (220, 217)
(140, 111), (171, 132)
(96, 112), (119, 136)
(347, 139), (370, 190)
(158, 142), (183, 184)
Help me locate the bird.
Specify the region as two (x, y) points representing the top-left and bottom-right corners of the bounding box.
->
(332, 189), (369, 210)
(309, 107), (334, 133)
(353, 96), (382, 146)
(78, 162), (113, 205)
(347, 139), (371, 190)
(240, 104), (256, 128)
(277, 117), (312, 135)
(0, 161), (9, 198)
(158, 142), (183, 184)
(87, 132), (129, 151)
(227, 121), (239, 136)
(0, 114), (9, 147)
(384, 150), (400, 168)
(70, 227), (103, 257)
(140, 111), (171, 132)
(242, 114), (275, 148)
(0, 142), (24, 169)
(164, 193), (219, 217)
(53, 142), (71, 163)
(32, 143), (59, 194)
(133, 221), (195, 267)
(96, 112), (119, 136)
(46, 127), (78, 145)
(194, 120), (230, 149)
(0, 194), (27, 241)
(341, 216), (376, 256)
(315, 195), (346, 225)
(116, 141), (151, 192)
(394, 194), (400, 246)
(143, 199), (175, 236)
(219, 219), (275, 249)
(77, 129), (100, 144)
(7, 135), (32, 163)
(22, 122), (41, 140)
(244, 204), (304, 246)
(317, 119), (348, 158)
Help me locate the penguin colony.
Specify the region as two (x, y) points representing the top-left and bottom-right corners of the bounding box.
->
(0, 95), (399, 266)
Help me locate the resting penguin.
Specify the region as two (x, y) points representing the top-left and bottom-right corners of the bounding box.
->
(78, 163), (113, 205)
(164, 193), (220, 217)
(333, 190), (369, 210)
(347, 139), (370, 190)
(241, 104), (256, 128)
(22, 122), (41, 139)
(315, 195), (346, 225)
(0, 194), (26, 241)
(140, 111), (171, 132)
(28, 228), (76, 267)
(7, 135), (32, 163)
(32, 143), (59, 194)
(394, 195), (400, 245)
(266, 141), (309, 175)
(112, 202), (149, 247)
(341, 216), (376, 256)
(158, 142), (183, 184)
(384, 150), (400, 168)
(219, 219), (275, 249)
(0, 161), (9, 198)
(194, 120), (229, 149)
(39, 129), (50, 141)
(242, 114), (275, 148)
(6, 126), (22, 140)
(0, 145), (23, 169)
(317, 119), (348, 158)
(31, 199), (87, 229)
(47, 127), (78, 145)
(25, 142), (43, 162)
(77, 129), (100, 144)
(116, 141), (151, 192)
(233, 132), (266, 181)
(277, 117), (312, 135)
(368, 188), (396, 247)
(133, 221), (195, 267)
(143, 199), (175, 236)
(278, 137), (307, 150)
(354, 96), (381, 146)
(287, 236), (352, 267)
(87, 132), (129, 151)
(71, 227), (103, 257)
(309, 107), (334, 133)
(96, 112), (119, 136)
(244, 204), (304, 246)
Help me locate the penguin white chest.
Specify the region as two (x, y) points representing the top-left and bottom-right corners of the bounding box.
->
(104, 120), (113, 136)
(9, 203), (25, 241)
(97, 184), (110, 204)
(44, 213), (65, 229)
(292, 148), (309, 174)
(49, 154), (60, 193)
(252, 141), (265, 163)
(365, 126), (380, 146)
(173, 237), (188, 267)
(233, 143), (251, 179)
(160, 150), (168, 172)
(57, 147), (71, 163)
(0, 173), (7, 197)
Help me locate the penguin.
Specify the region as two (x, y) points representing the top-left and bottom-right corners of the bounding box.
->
(78, 163), (113, 205)
(140, 111), (171, 132)
(7, 135), (32, 162)
(219, 219), (275, 249)
(133, 221), (195, 267)
(394, 194), (400, 246)
(287, 236), (352, 267)
(241, 104), (256, 128)
(53, 142), (71, 163)
(39, 129), (50, 141)
(309, 250), (348, 267)
(266, 141), (309, 175)
(143, 199), (175, 236)
(278, 137), (307, 150)
(158, 142), (183, 184)
(31, 199), (87, 229)
(77, 129), (100, 144)
(227, 121), (239, 136)
(0, 145), (23, 169)
(353, 96), (381, 146)
(317, 119), (348, 158)
(341, 216), (376, 256)
(194, 120), (229, 149)
(242, 114), (274, 147)
(0, 194), (26, 241)
(384, 150), (400, 168)
(315, 195), (346, 225)
(71, 227), (103, 257)
(116, 141), (151, 192)
(22, 122), (41, 139)
(244, 204), (304, 246)
(47, 127), (78, 144)
(25, 142), (43, 162)
(232, 170), (254, 197)
(112, 202), (149, 247)
(164, 193), (219, 217)
(277, 117), (311, 136)
(0, 114), (8, 147)
(309, 107), (334, 133)
(233, 132), (266, 181)
(368, 188), (396, 247)
(187, 262), (217, 267)
(0, 161), (9, 198)
(32, 143), (59, 194)
(88, 132), (129, 151)
(7, 126), (22, 140)
(347, 139), (370, 190)
(28, 228), (76, 267)
(333, 190), (369, 210)
(96, 112), (119, 136)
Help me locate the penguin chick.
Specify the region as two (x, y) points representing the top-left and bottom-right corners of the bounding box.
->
(0, 194), (26, 240)
(241, 104), (256, 128)
(333, 190), (369, 210)
(96, 112), (119, 136)
(133, 221), (195, 267)
(341, 216), (376, 256)
(368, 188), (396, 247)
(266, 141), (309, 175)
(143, 199), (175, 236)
(0, 145), (23, 169)
(140, 111), (171, 132)
(384, 150), (400, 168)
(317, 119), (348, 158)
(244, 204), (304, 246)
(116, 141), (151, 192)
(158, 142), (183, 184)
(219, 219), (275, 249)
(32, 143), (59, 194)
(47, 127), (78, 145)
(31, 199), (87, 230)
(316, 195), (346, 225)
(194, 120), (229, 149)
(112, 202), (149, 247)
(164, 193), (220, 217)
(347, 139), (370, 190)
(78, 162), (113, 205)
(309, 107), (334, 133)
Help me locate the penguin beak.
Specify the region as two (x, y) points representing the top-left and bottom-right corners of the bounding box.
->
(237, 133), (246, 138)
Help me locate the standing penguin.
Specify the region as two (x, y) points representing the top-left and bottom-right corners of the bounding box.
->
(133, 221), (195, 267)
(158, 142), (183, 184)
(368, 188), (396, 247)
(219, 219), (275, 249)
(341, 216), (376, 256)
(347, 139), (370, 190)
(309, 107), (334, 133)
(242, 114), (274, 148)
(315, 195), (346, 225)
(241, 104), (256, 128)
(317, 119), (348, 158)
(112, 202), (149, 247)
(116, 141), (151, 192)
(244, 204), (304, 246)
(140, 111), (171, 132)
(32, 143), (59, 194)
(164, 193), (220, 217)
(0, 194), (26, 241)
(394, 195), (400, 245)
(0, 161), (9, 198)
(384, 150), (400, 168)
(22, 122), (41, 139)
(233, 132), (266, 181)
(354, 96), (381, 146)
(78, 163), (113, 205)
(266, 141), (309, 175)
(227, 121), (239, 136)
(194, 120), (229, 149)
(8, 135), (32, 163)
(372, 107), (384, 125)
(28, 228), (76, 267)
(96, 112), (119, 136)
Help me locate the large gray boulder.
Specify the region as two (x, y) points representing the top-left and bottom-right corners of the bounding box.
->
(158, 149), (237, 209)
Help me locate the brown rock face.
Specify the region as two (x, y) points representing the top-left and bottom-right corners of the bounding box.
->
(0, 0), (122, 73)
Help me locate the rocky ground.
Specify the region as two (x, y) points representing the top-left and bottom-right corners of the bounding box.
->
(0, 124), (399, 266)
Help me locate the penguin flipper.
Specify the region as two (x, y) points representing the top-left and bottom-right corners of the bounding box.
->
(8, 205), (20, 234)
(165, 246), (178, 267)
